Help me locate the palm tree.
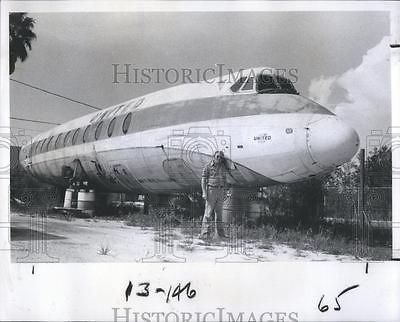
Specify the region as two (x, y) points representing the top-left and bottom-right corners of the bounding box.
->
(9, 13), (36, 75)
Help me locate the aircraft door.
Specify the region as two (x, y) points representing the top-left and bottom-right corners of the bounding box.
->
(110, 163), (141, 191)
(292, 115), (324, 178)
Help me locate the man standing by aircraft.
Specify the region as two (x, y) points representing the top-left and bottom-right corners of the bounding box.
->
(200, 151), (230, 239)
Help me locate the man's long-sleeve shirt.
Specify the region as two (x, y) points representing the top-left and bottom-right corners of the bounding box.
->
(201, 162), (227, 188)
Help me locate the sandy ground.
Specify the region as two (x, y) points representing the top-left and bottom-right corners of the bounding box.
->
(10, 213), (358, 263)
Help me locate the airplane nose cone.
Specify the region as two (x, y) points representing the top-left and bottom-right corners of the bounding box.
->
(306, 116), (359, 169)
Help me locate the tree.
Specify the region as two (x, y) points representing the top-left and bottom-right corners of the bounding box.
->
(323, 159), (360, 191)
(288, 178), (324, 226)
(366, 145), (391, 187)
(324, 145), (391, 189)
(9, 13), (36, 75)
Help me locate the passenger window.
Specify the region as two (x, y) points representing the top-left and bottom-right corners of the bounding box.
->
(35, 141), (41, 154)
(64, 131), (71, 147)
(108, 105), (123, 118)
(108, 118), (116, 137)
(230, 77), (247, 92)
(41, 139), (47, 153)
(55, 134), (60, 149)
(39, 140), (44, 153)
(95, 122), (103, 140)
(98, 110), (109, 122)
(47, 136), (53, 151)
(90, 110), (109, 123)
(72, 128), (80, 145)
(122, 113), (132, 134)
(83, 125), (91, 143)
(90, 111), (101, 123)
(56, 133), (63, 149)
(31, 142), (36, 155)
(132, 97), (144, 109)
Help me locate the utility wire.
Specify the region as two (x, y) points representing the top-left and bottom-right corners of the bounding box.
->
(11, 126), (44, 133)
(11, 116), (60, 125)
(10, 78), (102, 111)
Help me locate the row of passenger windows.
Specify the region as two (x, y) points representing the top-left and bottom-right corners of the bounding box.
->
(89, 97), (144, 123)
(31, 112), (133, 156)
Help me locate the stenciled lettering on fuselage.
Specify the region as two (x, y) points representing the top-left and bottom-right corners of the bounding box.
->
(253, 133), (272, 143)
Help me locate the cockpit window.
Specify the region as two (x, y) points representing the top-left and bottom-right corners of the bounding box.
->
(256, 74), (279, 93)
(256, 74), (298, 94)
(276, 75), (298, 94)
(230, 77), (247, 93)
(241, 77), (254, 91)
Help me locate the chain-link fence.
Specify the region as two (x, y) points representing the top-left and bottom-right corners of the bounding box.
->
(324, 186), (391, 222)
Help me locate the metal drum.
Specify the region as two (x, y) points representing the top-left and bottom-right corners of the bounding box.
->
(77, 189), (96, 216)
(222, 188), (247, 224)
(63, 188), (74, 208)
(247, 199), (265, 222)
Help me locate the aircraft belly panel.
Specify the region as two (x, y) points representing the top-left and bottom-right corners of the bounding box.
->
(138, 146), (183, 192)
(95, 145), (182, 193)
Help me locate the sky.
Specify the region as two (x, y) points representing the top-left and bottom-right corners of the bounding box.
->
(10, 11), (390, 148)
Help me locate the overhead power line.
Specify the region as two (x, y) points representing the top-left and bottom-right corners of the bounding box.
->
(11, 116), (60, 125)
(11, 126), (43, 133)
(10, 78), (102, 111)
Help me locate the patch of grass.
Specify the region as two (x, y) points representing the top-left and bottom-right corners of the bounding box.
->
(98, 244), (111, 255)
(178, 239), (195, 252)
(295, 249), (306, 257)
(121, 205), (391, 260)
(125, 212), (158, 228)
(204, 246), (219, 251)
(153, 236), (164, 243)
(258, 242), (273, 250)
(241, 224), (390, 260)
(180, 221), (202, 237)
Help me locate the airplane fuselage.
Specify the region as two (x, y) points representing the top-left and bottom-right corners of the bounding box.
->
(19, 68), (360, 193)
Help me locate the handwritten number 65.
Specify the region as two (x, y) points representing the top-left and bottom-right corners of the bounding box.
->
(318, 284), (359, 313)
(318, 295), (329, 312)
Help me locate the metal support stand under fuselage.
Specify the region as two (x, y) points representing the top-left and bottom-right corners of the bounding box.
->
(57, 181), (96, 218)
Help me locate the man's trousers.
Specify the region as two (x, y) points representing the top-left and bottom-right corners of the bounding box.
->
(200, 186), (226, 237)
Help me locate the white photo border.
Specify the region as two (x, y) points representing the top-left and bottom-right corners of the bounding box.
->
(1, 2), (399, 322)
